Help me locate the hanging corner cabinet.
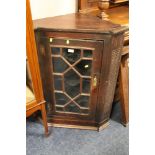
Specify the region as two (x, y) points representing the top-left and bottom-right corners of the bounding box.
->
(33, 13), (127, 131)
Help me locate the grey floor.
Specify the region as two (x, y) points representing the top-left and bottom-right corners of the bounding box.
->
(26, 102), (129, 155)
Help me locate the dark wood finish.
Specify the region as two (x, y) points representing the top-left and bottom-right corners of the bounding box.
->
(26, 0), (48, 135)
(34, 13), (126, 130)
(78, 1), (129, 126)
(33, 13), (128, 34)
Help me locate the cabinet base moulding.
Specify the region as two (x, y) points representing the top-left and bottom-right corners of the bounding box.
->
(47, 121), (109, 131)
(98, 121), (110, 131)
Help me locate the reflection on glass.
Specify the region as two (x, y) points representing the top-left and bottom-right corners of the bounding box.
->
(51, 47), (93, 114)
(55, 92), (69, 106)
(63, 48), (81, 64)
(75, 60), (92, 76)
(64, 69), (80, 97)
(65, 69), (80, 86)
(83, 50), (92, 58)
(65, 102), (80, 113)
(54, 75), (62, 90)
(75, 95), (89, 108)
(51, 47), (60, 55)
(82, 78), (91, 93)
(52, 57), (69, 73)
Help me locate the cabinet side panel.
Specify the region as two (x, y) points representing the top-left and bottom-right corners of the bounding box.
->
(35, 31), (54, 115)
(96, 33), (124, 124)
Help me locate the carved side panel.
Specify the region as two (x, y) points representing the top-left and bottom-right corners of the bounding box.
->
(103, 34), (124, 119)
(35, 32), (54, 115)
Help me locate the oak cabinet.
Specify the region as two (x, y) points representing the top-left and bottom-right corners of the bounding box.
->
(34, 13), (126, 130)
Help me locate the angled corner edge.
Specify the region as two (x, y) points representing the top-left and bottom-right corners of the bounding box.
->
(110, 26), (129, 35)
(98, 121), (110, 132)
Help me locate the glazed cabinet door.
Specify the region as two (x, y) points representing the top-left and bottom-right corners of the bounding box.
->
(37, 36), (104, 120)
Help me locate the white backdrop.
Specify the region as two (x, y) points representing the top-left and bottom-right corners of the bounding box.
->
(30, 0), (78, 20)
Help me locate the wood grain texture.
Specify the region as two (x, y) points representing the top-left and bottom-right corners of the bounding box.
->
(34, 13), (126, 130)
(78, 1), (129, 126)
(96, 33), (124, 123)
(33, 13), (127, 34)
(26, 0), (48, 135)
(26, 0), (44, 103)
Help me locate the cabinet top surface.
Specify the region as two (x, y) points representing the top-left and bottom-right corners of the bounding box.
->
(33, 13), (126, 34)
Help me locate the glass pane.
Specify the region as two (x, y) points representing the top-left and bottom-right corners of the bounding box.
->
(63, 48), (81, 64)
(51, 47), (60, 55)
(52, 57), (69, 73)
(55, 92), (70, 106)
(75, 60), (92, 76)
(75, 95), (89, 108)
(64, 69), (80, 98)
(83, 50), (92, 58)
(56, 106), (64, 112)
(82, 78), (91, 93)
(51, 47), (94, 114)
(54, 75), (62, 90)
(65, 102), (80, 113)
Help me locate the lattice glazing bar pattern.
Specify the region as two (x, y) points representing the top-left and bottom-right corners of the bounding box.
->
(51, 46), (94, 114)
